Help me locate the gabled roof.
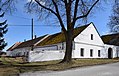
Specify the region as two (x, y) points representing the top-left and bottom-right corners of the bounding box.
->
(37, 23), (90, 46)
(101, 33), (119, 46)
(15, 35), (48, 49)
(6, 42), (21, 51)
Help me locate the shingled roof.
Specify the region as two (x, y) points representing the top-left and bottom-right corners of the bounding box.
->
(37, 24), (89, 46)
(101, 33), (119, 46)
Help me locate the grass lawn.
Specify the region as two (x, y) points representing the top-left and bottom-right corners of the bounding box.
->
(0, 57), (119, 76)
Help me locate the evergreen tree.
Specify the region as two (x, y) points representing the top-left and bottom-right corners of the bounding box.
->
(0, 8), (8, 50)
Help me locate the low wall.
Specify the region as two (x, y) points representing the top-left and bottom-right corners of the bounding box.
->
(28, 50), (65, 62)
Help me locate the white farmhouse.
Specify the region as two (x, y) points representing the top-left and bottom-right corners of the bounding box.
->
(7, 22), (119, 62)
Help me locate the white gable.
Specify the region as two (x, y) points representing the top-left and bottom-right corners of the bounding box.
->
(74, 23), (104, 46)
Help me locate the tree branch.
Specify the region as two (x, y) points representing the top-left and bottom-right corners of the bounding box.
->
(72, 0), (79, 27)
(35, 0), (57, 16)
(52, 0), (66, 32)
(76, 0), (99, 20)
(0, 12), (5, 17)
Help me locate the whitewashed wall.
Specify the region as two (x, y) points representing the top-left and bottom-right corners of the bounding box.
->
(73, 23), (119, 58)
(35, 42), (68, 51)
(7, 51), (12, 56)
(28, 50), (65, 62)
(73, 43), (118, 59)
(117, 46), (119, 57)
(35, 45), (58, 51)
(73, 42), (104, 58)
(104, 44), (118, 58)
(73, 23), (105, 58)
(7, 47), (30, 57)
(74, 23), (104, 46)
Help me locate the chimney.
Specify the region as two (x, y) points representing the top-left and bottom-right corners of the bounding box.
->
(24, 39), (26, 42)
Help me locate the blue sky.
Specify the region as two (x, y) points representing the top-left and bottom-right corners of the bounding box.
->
(3, 1), (113, 51)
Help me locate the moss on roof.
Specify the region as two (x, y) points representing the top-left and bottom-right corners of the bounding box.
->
(101, 33), (119, 46)
(37, 32), (65, 46)
(37, 24), (89, 46)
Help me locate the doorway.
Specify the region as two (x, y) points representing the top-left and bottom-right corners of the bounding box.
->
(108, 48), (113, 59)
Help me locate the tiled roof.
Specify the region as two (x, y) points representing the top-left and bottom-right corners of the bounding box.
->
(15, 35), (47, 49)
(101, 33), (119, 46)
(37, 24), (89, 46)
(6, 42), (21, 51)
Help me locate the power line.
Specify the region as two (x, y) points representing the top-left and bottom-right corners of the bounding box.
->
(8, 24), (60, 27)
(3, 13), (61, 27)
(4, 12), (60, 27)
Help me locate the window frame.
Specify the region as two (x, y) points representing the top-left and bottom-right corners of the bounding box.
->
(91, 34), (93, 40)
(80, 48), (84, 57)
(90, 49), (93, 57)
(98, 50), (101, 57)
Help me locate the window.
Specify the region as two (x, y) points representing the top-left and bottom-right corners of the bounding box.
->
(90, 49), (93, 57)
(98, 50), (100, 57)
(91, 34), (93, 40)
(80, 48), (84, 56)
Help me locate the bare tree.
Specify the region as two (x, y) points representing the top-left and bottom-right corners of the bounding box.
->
(108, 1), (119, 33)
(0, 0), (17, 13)
(1, 0), (102, 63)
(25, 0), (100, 63)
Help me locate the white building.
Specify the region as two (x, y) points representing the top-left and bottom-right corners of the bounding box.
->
(7, 22), (119, 62)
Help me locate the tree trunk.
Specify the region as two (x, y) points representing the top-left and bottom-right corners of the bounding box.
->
(61, 29), (73, 63)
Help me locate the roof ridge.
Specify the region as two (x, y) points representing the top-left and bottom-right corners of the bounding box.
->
(23, 34), (48, 43)
(75, 23), (91, 28)
(34, 35), (50, 46)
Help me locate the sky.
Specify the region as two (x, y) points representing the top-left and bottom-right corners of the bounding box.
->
(2, 1), (113, 51)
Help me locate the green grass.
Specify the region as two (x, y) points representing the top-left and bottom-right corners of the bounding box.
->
(0, 57), (119, 76)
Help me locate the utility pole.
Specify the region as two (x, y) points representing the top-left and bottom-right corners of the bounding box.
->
(31, 18), (34, 51)
(32, 18), (34, 40)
